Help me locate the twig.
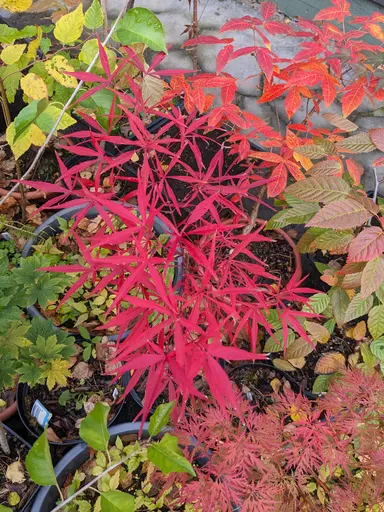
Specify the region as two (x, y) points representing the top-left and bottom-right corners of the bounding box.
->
(368, 166), (379, 227)
(0, 0), (133, 207)
(192, 0), (199, 71)
(51, 445), (147, 512)
(242, 184), (267, 235)
(0, 77), (27, 221)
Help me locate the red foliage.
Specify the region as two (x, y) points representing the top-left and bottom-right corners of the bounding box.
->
(171, 370), (384, 511)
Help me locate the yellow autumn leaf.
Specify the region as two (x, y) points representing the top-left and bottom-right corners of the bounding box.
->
(305, 321), (330, 344)
(293, 151), (313, 172)
(45, 55), (77, 88)
(43, 359), (71, 390)
(0, 0), (32, 12)
(346, 289), (356, 300)
(1, 44), (26, 65)
(352, 320), (366, 341)
(30, 123), (46, 146)
(290, 404), (308, 422)
(6, 121), (32, 159)
(20, 73), (48, 100)
(27, 26), (43, 59)
(54, 3), (84, 44)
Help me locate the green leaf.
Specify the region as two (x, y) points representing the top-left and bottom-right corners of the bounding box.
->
(370, 338), (384, 362)
(35, 104), (76, 134)
(100, 490), (134, 512)
(0, 505), (12, 511)
(368, 305), (384, 340)
(40, 38), (52, 54)
(13, 99), (47, 142)
(312, 373), (339, 393)
(79, 402), (110, 451)
(148, 401), (175, 437)
(78, 39), (116, 71)
(324, 319), (335, 334)
(375, 283), (384, 304)
(116, 8), (167, 53)
(302, 293), (330, 315)
(0, 24), (19, 44)
(310, 229), (354, 253)
(84, 0), (104, 30)
(330, 287), (350, 327)
(360, 342), (377, 367)
(0, 64), (22, 103)
(264, 329), (295, 353)
(78, 325), (91, 340)
(285, 177), (351, 204)
(296, 228), (327, 253)
(147, 433), (196, 476)
(26, 430), (57, 486)
(266, 203), (319, 229)
(344, 293), (374, 323)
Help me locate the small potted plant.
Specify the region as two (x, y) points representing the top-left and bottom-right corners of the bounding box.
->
(29, 401), (196, 512)
(15, 317), (128, 445)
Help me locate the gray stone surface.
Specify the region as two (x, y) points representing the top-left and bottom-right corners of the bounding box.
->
(156, 12), (191, 49)
(156, 49), (194, 71)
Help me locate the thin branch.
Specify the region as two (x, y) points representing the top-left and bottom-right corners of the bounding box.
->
(0, 0), (133, 207)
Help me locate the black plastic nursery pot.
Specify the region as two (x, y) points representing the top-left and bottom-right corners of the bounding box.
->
(227, 361), (318, 402)
(21, 203), (184, 342)
(16, 370), (130, 446)
(1, 424), (39, 512)
(30, 422), (150, 512)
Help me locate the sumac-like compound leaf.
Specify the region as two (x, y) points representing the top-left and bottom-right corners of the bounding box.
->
(306, 199), (371, 229)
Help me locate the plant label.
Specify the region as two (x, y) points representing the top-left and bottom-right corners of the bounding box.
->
(31, 399), (52, 428)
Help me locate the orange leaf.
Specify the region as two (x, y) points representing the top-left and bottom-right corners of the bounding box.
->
(352, 320), (366, 341)
(267, 163), (287, 197)
(315, 352), (345, 374)
(258, 83), (286, 103)
(322, 75), (337, 108)
(346, 159), (364, 186)
(285, 87), (301, 119)
(314, 0), (351, 23)
(342, 79), (365, 117)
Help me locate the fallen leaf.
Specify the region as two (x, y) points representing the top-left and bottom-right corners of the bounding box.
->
(26, 204), (42, 226)
(348, 352), (360, 367)
(315, 352), (345, 374)
(46, 427), (62, 443)
(6, 460), (25, 484)
(71, 361), (94, 380)
(305, 322), (330, 344)
(290, 404), (308, 421)
(270, 378), (281, 393)
(352, 320), (366, 341)
(288, 357), (306, 369)
(273, 359), (296, 372)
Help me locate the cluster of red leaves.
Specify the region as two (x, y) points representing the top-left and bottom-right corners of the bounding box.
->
(170, 370), (384, 512)
(23, 32), (318, 421)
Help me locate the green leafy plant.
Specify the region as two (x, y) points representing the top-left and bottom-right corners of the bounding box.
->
(0, 1), (167, 159)
(26, 401), (195, 512)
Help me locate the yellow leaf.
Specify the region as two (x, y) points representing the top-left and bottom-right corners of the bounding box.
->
(20, 73), (48, 100)
(43, 359), (71, 390)
(0, 0), (32, 12)
(45, 55), (77, 88)
(348, 352), (360, 367)
(8, 492), (21, 506)
(270, 378), (281, 393)
(352, 320), (366, 341)
(290, 404), (307, 421)
(273, 358), (296, 372)
(27, 26), (43, 59)
(317, 485), (326, 505)
(315, 352), (345, 374)
(1, 44), (26, 65)
(54, 4), (84, 44)
(6, 121), (32, 159)
(305, 321), (330, 344)
(30, 124), (46, 146)
(293, 151), (313, 172)
(288, 357), (306, 369)
(346, 289), (355, 300)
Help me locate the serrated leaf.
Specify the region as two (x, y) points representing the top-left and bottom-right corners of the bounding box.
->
(310, 229), (353, 253)
(376, 283), (384, 304)
(100, 490), (134, 512)
(315, 352), (345, 374)
(288, 356), (306, 369)
(346, 159), (364, 186)
(344, 293), (374, 323)
(348, 227), (384, 262)
(142, 74), (165, 107)
(336, 133), (376, 153)
(35, 104), (76, 133)
(303, 293), (330, 314)
(0, 43), (26, 64)
(324, 318), (335, 334)
(360, 342), (377, 367)
(286, 337), (315, 359)
(370, 338), (384, 362)
(80, 402), (110, 451)
(147, 433), (195, 476)
(292, 144), (328, 159)
(149, 401), (175, 437)
(0, 24), (19, 44)
(285, 177), (351, 204)
(272, 358), (296, 371)
(297, 228), (326, 253)
(305, 321), (330, 344)
(369, 128), (384, 152)
(312, 373), (337, 393)
(308, 160), (342, 177)
(54, 4), (84, 44)
(84, 0), (104, 30)
(266, 203), (319, 229)
(330, 287), (350, 327)
(26, 430), (57, 486)
(20, 73), (48, 100)
(0, 64), (22, 102)
(116, 8), (166, 53)
(307, 199), (371, 229)
(361, 256), (384, 298)
(368, 305), (384, 339)
(322, 113), (358, 132)
(42, 359), (71, 390)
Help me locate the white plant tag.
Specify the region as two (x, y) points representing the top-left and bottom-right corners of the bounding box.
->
(112, 388), (119, 400)
(31, 399), (52, 428)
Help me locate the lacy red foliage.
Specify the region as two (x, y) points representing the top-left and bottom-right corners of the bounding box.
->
(171, 370), (384, 511)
